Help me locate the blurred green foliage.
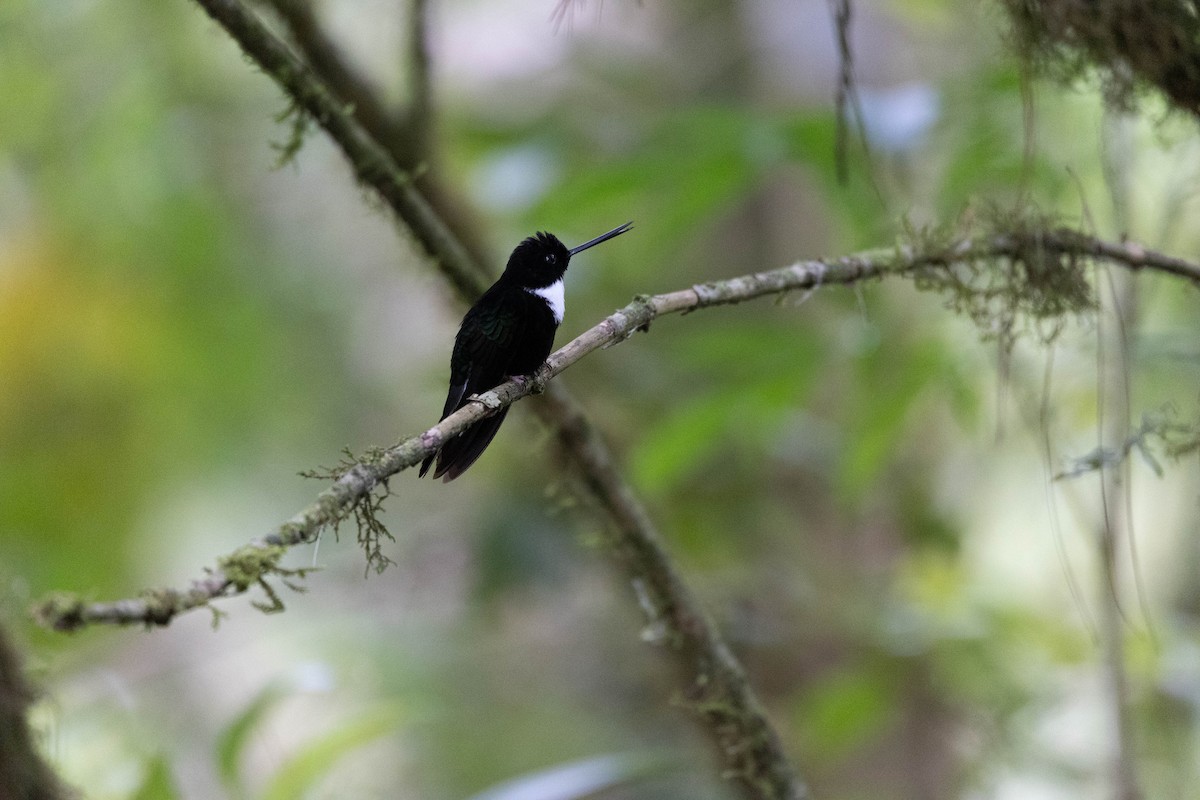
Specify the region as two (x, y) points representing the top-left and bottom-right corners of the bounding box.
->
(2, 1), (1200, 799)
(0, 1), (349, 599)
(131, 756), (180, 800)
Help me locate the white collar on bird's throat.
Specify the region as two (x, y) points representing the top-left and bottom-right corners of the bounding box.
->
(527, 279), (564, 324)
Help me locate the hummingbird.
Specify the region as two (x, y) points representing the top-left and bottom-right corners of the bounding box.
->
(420, 221), (634, 481)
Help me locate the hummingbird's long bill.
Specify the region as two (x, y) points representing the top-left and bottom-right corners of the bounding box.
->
(423, 222), (634, 480)
(568, 221), (635, 256)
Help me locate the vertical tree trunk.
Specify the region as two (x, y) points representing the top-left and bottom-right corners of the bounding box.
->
(0, 622), (72, 800)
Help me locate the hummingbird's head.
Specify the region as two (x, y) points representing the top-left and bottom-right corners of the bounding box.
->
(505, 222), (634, 289)
(507, 231), (572, 289)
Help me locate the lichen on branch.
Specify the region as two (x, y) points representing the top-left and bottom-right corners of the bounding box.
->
(906, 213), (1097, 350)
(31, 223), (1199, 632)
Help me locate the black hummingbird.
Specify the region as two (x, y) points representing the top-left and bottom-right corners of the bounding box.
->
(420, 221), (634, 481)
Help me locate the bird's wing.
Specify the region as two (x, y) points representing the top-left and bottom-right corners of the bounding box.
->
(442, 290), (525, 417)
(420, 288), (525, 479)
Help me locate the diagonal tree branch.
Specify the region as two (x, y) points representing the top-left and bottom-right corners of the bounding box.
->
(29, 219), (1200, 794)
(1040, 228), (1200, 283)
(194, 0), (491, 301)
(181, 3), (818, 797)
(257, 0), (495, 264)
(31, 226), (1199, 628)
(65, 2), (1200, 797)
(29, 246), (897, 632)
(260, 0), (411, 160)
(264, 0), (434, 164)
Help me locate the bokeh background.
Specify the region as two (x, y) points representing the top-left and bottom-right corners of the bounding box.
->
(2, 0), (1199, 798)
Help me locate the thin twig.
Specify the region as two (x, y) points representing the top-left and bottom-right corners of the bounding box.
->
(78, 4), (1200, 797)
(406, 0), (432, 155)
(32, 227), (1200, 632)
(830, 0), (853, 184)
(826, 0), (877, 189)
(1097, 264), (1143, 800)
(1041, 228), (1200, 284)
(29, 219), (1200, 792)
(182, 4), (810, 796)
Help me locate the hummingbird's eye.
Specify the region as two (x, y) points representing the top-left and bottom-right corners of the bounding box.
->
(544, 253), (557, 265)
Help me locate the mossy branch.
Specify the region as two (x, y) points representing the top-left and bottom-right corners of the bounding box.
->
(191, 0), (490, 302)
(104, 3), (1200, 797)
(31, 225), (1196, 633)
(1056, 408), (1200, 479)
(176, 3), (814, 796)
(29, 216), (1200, 795)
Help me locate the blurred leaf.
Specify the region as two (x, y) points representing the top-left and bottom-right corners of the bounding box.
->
(932, 65), (1075, 216)
(473, 502), (578, 605)
(0, 2), (348, 599)
(527, 107), (768, 256)
(629, 390), (741, 494)
(258, 705), (405, 800)
(669, 319), (824, 386)
(131, 755), (180, 800)
(898, 479), (962, 553)
(457, 105), (877, 262)
(216, 683), (286, 797)
(836, 332), (951, 501)
(629, 316), (825, 495)
(630, 371), (817, 495)
(466, 752), (672, 800)
(792, 666), (898, 762)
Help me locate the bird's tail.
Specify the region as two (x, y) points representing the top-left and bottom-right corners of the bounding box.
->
(421, 407), (510, 481)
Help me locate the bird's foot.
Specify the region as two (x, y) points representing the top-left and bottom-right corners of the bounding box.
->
(513, 369), (549, 395)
